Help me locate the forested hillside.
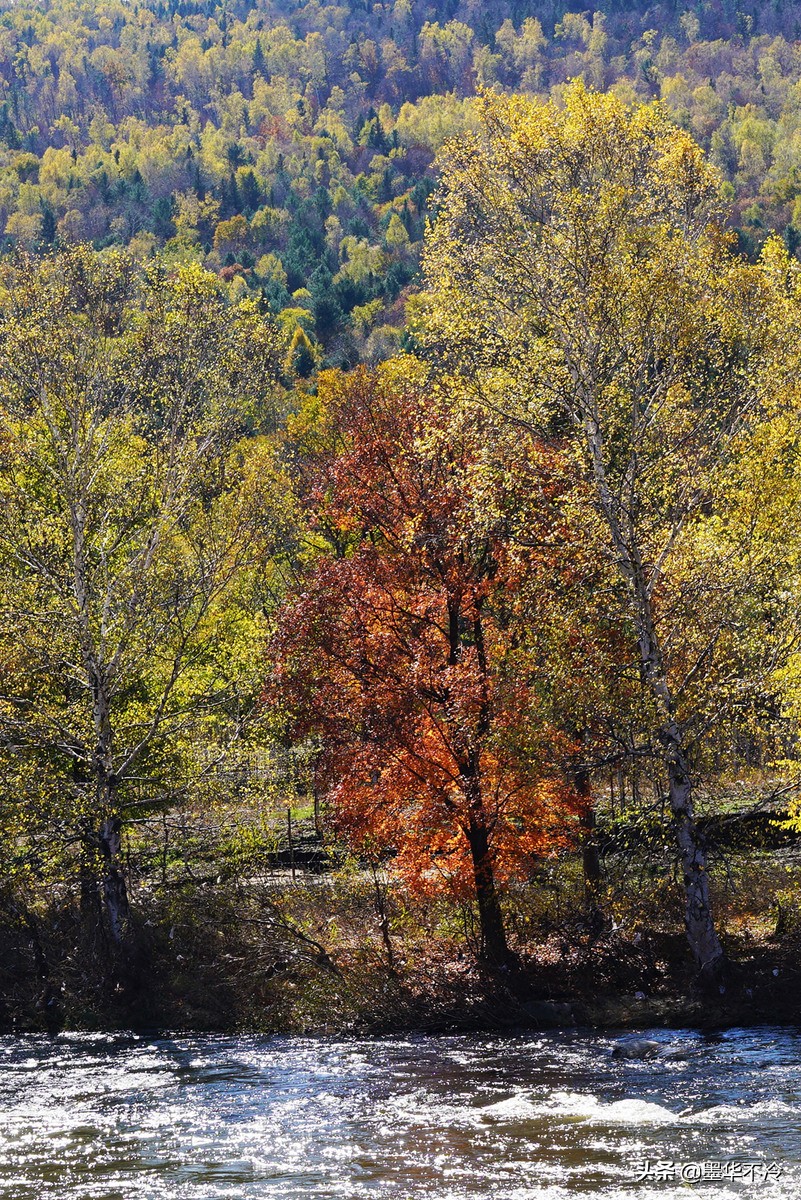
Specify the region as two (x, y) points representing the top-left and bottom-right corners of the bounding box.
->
(3, 0), (801, 362)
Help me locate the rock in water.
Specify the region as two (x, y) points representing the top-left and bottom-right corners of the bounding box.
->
(611, 1039), (662, 1059)
(657, 1046), (689, 1061)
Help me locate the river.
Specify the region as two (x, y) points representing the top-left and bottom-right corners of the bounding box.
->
(0, 1027), (798, 1198)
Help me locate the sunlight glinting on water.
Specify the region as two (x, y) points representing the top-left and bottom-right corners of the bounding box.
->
(0, 1028), (799, 1198)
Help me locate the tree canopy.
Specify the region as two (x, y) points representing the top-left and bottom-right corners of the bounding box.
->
(0, 246), (292, 948)
(0, 0), (800, 362)
(419, 82), (799, 983)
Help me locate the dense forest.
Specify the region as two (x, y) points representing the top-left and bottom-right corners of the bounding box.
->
(3, 3), (801, 1033)
(3, 0), (801, 363)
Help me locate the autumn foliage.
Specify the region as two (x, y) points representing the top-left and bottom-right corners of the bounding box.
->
(270, 363), (587, 959)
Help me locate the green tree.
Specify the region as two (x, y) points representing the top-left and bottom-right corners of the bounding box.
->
(286, 324), (317, 379)
(0, 247), (288, 953)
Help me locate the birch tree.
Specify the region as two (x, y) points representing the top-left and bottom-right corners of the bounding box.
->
(0, 247), (288, 952)
(420, 83), (785, 987)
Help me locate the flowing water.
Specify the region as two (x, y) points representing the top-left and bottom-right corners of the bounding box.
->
(0, 1026), (799, 1199)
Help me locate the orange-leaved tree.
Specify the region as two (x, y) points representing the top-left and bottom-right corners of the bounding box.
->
(270, 361), (587, 965)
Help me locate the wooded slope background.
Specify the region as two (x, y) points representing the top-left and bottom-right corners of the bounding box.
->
(2, 0), (801, 362)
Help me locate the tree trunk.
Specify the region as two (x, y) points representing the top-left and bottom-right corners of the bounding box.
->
(98, 810), (129, 947)
(635, 628), (725, 986)
(79, 844), (103, 945)
(73, 496), (130, 949)
(465, 809), (510, 966)
(573, 759), (603, 905)
(634, 589), (726, 986)
(581, 809), (602, 894)
(371, 864), (395, 971)
(313, 784), (322, 839)
(583, 414), (726, 986)
(91, 679), (130, 948)
(454, 604), (511, 967)
(662, 725), (725, 987)
(581, 807), (605, 941)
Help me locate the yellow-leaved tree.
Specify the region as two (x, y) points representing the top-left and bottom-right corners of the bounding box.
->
(419, 82), (791, 988)
(0, 247), (293, 962)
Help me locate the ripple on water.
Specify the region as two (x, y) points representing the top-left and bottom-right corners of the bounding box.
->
(0, 1027), (799, 1198)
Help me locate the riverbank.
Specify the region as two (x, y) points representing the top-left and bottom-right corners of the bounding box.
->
(2, 865), (799, 1036)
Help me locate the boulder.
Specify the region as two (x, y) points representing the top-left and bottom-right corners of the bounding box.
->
(611, 1038), (662, 1059)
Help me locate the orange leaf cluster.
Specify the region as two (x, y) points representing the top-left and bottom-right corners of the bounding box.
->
(271, 366), (588, 901)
